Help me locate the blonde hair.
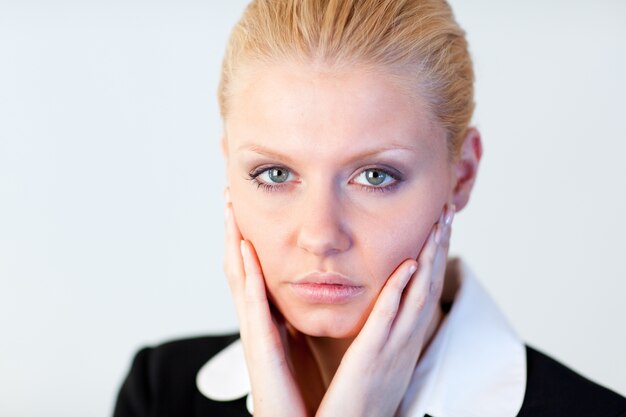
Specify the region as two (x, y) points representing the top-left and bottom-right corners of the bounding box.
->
(218, 0), (474, 161)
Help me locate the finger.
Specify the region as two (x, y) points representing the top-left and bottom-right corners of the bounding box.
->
(224, 203), (244, 292)
(429, 203), (454, 299)
(350, 204), (452, 353)
(353, 260), (417, 353)
(237, 241), (308, 416)
(415, 204), (454, 301)
(224, 203), (247, 318)
(392, 204), (455, 342)
(240, 240), (282, 346)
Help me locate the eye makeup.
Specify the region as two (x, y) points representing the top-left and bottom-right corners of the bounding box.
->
(245, 164), (403, 194)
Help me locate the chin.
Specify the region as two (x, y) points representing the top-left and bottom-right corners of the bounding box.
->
(284, 306), (368, 339)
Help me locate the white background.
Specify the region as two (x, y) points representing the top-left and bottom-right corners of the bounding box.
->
(1, 1), (624, 416)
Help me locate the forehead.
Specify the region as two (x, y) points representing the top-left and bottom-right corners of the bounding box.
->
(225, 61), (444, 160)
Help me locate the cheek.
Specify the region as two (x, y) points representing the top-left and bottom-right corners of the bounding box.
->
(229, 187), (289, 281)
(230, 171), (447, 291)
(229, 176), (273, 239)
(360, 199), (441, 289)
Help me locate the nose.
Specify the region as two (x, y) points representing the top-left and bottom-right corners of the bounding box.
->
(296, 186), (352, 257)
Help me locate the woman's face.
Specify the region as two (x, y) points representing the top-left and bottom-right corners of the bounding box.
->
(223, 62), (454, 339)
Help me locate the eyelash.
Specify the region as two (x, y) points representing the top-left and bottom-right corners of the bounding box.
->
(245, 166), (401, 194)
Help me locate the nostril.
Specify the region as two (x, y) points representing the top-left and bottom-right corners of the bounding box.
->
(296, 223), (351, 256)
(296, 191), (351, 255)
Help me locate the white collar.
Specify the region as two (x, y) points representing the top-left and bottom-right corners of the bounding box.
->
(195, 337), (254, 413)
(397, 257), (527, 417)
(196, 257), (527, 417)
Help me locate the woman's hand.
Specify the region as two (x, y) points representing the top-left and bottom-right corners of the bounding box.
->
(225, 185), (454, 417)
(315, 204), (455, 417)
(223, 191), (310, 417)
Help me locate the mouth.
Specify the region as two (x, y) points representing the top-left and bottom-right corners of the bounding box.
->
(289, 272), (366, 304)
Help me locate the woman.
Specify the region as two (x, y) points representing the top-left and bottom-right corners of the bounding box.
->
(113, 1), (626, 416)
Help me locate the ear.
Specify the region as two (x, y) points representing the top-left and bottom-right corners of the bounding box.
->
(449, 127), (482, 212)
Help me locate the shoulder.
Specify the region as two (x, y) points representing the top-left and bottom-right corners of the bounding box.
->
(130, 333), (240, 373)
(517, 344), (626, 417)
(113, 333), (250, 417)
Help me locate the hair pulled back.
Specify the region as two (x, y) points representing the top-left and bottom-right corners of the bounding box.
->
(218, 0), (474, 161)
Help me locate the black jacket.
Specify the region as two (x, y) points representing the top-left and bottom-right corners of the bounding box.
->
(113, 333), (626, 417)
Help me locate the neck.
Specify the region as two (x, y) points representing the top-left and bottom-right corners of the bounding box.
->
(303, 335), (353, 388)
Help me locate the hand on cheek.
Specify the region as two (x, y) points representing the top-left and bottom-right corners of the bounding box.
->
(223, 189), (309, 417)
(225, 184), (455, 417)
(316, 204), (455, 417)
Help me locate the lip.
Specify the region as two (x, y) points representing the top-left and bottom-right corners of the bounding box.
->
(289, 272), (366, 304)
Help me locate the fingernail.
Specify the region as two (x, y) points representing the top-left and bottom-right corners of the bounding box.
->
(444, 204), (456, 226)
(225, 204), (230, 222)
(224, 187), (231, 204)
(434, 224), (443, 245)
(403, 264), (417, 286)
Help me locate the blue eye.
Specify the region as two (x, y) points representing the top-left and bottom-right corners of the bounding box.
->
(246, 166), (400, 193)
(263, 167), (290, 183)
(353, 169), (396, 188)
(247, 166), (294, 192)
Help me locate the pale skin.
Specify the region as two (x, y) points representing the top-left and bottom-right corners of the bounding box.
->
(221, 61), (482, 416)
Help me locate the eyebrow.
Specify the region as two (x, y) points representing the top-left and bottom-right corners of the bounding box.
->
(237, 144), (415, 165)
